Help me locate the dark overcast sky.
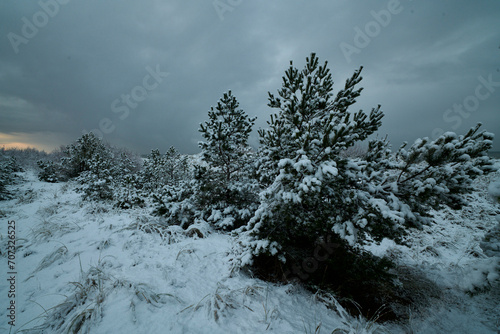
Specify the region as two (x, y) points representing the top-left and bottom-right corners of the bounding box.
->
(1, 0), (499, 154)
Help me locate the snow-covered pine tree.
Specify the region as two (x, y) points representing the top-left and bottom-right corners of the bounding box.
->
(37, 160), (61, 183)
(199, 91), (256, 184)
(197, 91), (259, 229)
(231, 53), (497, 319)
(375, 124), (496, 226)
(0, 154), (23, 200)
(113, 151), (145, 209)
(76, 146), (115, 201)
(61, 132), (109, 178)
(140, 149), (164, 192)
(163, 146), (190, 186)
(140, 146), (190, 193)
(57, 133), (115, 200)
(152, 92), (259, 229)
(235, 53), (385, 263)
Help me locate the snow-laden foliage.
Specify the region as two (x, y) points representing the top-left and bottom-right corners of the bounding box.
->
(153, 91), (259, 230)
(35, 133), (144, 203)
(152, 180), (198, 228)
(140, 146), (190, 192)
(1, 147), (51, 169)
(37, 159), (65, 183)
(198, 90), (256, 183)
(229, 53), (497, 318)
(61, 132), (110, 178)
(389, 125), (495, 224)
(76, 151), (115, 201)
(114, 173), (146, 209)
(111, 151), (145, 208)
(196, 91), (259, 229)
(3, 163), (499, 332)
(0, 153), (23, 200)
(235, 54), (387, 264)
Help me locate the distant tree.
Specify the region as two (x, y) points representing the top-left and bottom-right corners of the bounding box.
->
(140, 146), (191, 192)
(72, 135), (115, 201)
(37, 160), (61, 183)
(196, 91), (259, 229)
(153, 92), (259, 230)
(0, 153), (23, 200)
(61, 132), (111, 178)
(198, 91), (256, 185)
(1, 147), (50, 170)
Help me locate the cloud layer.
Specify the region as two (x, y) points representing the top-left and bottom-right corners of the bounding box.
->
(1, 0), (499, 153)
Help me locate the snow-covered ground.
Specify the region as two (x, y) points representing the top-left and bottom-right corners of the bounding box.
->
(1, 167), (499, 333)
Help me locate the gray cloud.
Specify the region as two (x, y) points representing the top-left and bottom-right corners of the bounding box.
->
(1, 0), (499, 154)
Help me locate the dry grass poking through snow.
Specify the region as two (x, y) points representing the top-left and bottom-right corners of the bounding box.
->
(1, 167), (500, 333)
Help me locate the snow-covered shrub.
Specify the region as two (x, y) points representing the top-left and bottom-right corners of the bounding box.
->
(61, 132), (110, 178)
(0, 154), (23, 200)
(152, 178), (200, 228)
(153, 92), (259, 230)
(114, 173), (145, 209)
(1, 147), (50, 170)
(47, 133), (144, 202)
(195, 91), (259, 229)
(390, 125), (496, 223)
(37, 159), (64, 183)
(76, 153), (115, 201)
(111, 151), (145, 208)
(231, 53), (497, 319)
(56, 133), (116, 201)
(193, 159), (260, 230)
(140, 146), (191, 193)
(140, 147), (195, 214)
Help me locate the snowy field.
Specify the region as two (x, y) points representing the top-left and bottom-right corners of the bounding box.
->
(1, 165), (499, 334)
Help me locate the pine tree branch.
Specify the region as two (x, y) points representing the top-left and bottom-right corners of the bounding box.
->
(398, 164), (432, 185)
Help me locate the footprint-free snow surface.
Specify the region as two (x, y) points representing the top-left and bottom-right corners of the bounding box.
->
(1, 168), (499, 333)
